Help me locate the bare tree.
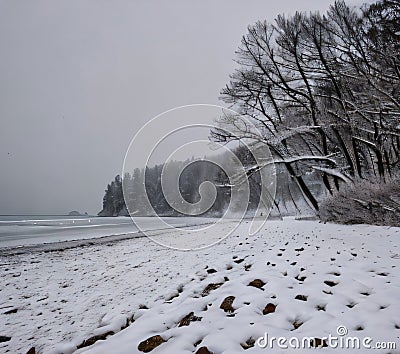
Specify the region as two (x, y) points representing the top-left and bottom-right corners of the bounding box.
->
(214, 0), (400, 212)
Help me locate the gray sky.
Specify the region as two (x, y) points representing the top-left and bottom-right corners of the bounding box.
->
(0, 0), (369, 215)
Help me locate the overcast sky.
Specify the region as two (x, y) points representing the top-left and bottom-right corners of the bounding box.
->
(0, 0), (370, 215)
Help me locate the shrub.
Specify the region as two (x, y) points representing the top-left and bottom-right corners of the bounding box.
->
(319, 178), (400, 227)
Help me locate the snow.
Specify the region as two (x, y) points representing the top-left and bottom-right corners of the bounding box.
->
(311, 166), (352, 183)
(0, 218), (399, 353)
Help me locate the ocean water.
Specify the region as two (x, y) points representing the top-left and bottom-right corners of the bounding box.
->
(0, 215), (214, 248)
(0, 215), (136, 248)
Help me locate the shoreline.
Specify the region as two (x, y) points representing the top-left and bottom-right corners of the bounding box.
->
(0, 232), (143, 257)
(0, 219), (220, 257)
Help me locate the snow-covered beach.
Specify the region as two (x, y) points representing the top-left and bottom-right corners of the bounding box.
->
(1, 218), (399, 354)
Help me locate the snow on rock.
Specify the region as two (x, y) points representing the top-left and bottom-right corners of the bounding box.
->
(1, 219), (399, 354)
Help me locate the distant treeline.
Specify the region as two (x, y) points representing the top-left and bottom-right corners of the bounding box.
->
(98, 146), (324, 217)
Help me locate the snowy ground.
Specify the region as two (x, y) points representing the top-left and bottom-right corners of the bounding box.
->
(0, 218), (399, 353)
